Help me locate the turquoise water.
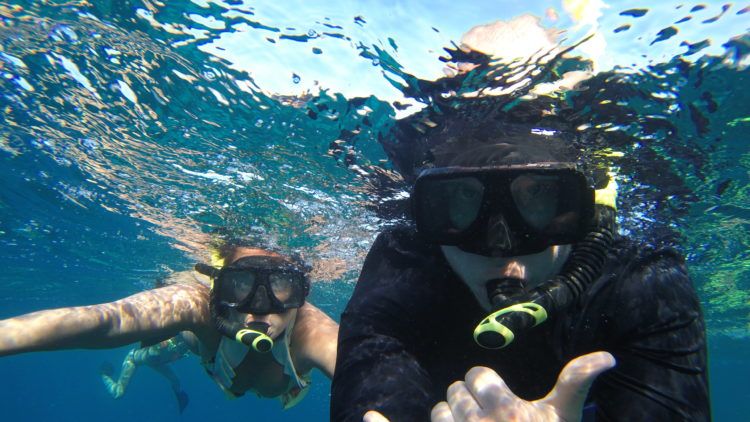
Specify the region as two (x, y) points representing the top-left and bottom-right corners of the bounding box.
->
(0, 1), (748, 420)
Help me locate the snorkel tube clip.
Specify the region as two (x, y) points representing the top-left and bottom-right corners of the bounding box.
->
(473, 302), (548, 349)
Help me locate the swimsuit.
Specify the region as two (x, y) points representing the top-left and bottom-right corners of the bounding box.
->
(204, 316), (310, 409)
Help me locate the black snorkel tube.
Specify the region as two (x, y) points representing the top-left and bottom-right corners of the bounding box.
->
(195, 263), (274, 353)
(473, 181), (617, 349)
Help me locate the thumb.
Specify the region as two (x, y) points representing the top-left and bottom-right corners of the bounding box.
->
(542, 351), (615, 420)
(363, 410), (390, 422)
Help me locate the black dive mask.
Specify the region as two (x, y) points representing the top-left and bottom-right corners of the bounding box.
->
(198, 255), (309, 315)
(412, 163), (595, 257)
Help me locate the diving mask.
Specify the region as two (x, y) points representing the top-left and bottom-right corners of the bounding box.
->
(197, 255), (310, 315)
(412, 162), (595, 257)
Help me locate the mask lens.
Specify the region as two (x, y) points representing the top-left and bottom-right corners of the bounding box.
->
(510, 172), (587, 239)
(269, 272), (301, 304)
(510, 174), (560, 231)
(219, 271), (256, 304)
(420, 177), (485, 235)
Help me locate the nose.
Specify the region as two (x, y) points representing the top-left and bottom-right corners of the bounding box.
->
(486, 213), (512, 252)
(247, 285), (271, 312)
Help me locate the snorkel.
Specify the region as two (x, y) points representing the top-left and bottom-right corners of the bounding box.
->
(473, 176), (617, 349)
(195, 262), (274, 353)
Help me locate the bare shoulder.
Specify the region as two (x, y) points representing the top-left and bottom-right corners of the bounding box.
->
(160, 270), (212, 288)
(294, 302), (339, 339)
(290, 302), (339, 378)
(150, 270), (211, 318)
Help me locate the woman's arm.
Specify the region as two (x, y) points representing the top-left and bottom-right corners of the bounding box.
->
(293, 302), (339, 379)
(0, 282), (211, 357)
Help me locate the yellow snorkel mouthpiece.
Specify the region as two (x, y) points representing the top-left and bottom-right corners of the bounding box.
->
(236, 328), (273, 353)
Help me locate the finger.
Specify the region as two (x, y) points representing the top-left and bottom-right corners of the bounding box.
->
(543, 351), (616, 418)
(431, 402), (455, 422)
(363, 410), (390, 422)
(446, 380), (483, 422)
(463, 366), (517, 412)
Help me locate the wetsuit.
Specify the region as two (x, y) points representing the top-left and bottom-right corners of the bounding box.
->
(331, 226), (709, 421)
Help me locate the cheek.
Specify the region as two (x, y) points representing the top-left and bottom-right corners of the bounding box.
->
(523, 250), (563, 284)
(267, 314), (283, 328)
(267, 313), (292, 332)
(227, 309), (245, 323)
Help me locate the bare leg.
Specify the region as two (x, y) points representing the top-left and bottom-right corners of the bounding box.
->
(101, 349), (137, 399)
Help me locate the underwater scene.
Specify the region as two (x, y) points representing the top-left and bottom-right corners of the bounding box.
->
(0, 0), (748, 420)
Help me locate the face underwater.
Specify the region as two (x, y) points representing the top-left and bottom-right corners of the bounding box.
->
(196, 248), (310, 351)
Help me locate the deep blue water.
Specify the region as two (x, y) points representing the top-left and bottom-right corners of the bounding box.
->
(1, 1), (749, 420)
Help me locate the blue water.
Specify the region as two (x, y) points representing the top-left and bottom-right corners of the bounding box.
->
(1, 1), (748, 420)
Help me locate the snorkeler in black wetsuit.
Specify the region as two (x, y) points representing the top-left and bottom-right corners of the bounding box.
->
(331, 129), (709, 421)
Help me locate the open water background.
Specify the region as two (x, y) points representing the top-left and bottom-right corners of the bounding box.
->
(0, 1), (748, 420)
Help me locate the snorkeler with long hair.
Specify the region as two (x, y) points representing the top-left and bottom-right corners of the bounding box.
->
(0, 243), (338, 410)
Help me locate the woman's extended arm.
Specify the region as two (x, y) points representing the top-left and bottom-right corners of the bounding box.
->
(0, 283), (211, 357)
(294, 302), (339, 379)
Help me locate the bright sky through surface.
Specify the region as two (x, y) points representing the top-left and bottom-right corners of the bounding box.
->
(196, 0), (747, 106)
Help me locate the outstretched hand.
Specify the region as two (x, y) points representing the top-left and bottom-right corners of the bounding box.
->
(431, 351), (615, 422)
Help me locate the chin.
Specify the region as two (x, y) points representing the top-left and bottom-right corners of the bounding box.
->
(263, 325), (278, 337)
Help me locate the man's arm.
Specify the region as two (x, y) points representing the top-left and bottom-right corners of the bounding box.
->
(0, 282), (211, 357)
(331, 229), (447, 421)
(593, 248), (710, 420)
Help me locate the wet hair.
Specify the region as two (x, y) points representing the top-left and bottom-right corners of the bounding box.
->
(422, 123), (611, 188)
(429, 117), (580, 167)
(208, 229), (310, 272)
(405, 117), (582, 172)
(438, 136), (578, 168)
(214, 243), (310, 272)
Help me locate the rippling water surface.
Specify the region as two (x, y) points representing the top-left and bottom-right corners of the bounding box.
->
(0, 1), (748, 420)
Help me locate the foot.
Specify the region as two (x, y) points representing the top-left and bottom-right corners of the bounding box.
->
(176, 390), (189, 414)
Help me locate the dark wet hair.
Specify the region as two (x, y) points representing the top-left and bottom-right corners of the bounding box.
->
(392, 116), (583, 178)
(420, 122), (611, 188)
(437, 136), (578, 168)
(424, 118), (581, 167)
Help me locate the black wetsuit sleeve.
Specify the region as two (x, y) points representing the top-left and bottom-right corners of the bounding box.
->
(331, 229), (444, 422)
(592, 249), (710, 421)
